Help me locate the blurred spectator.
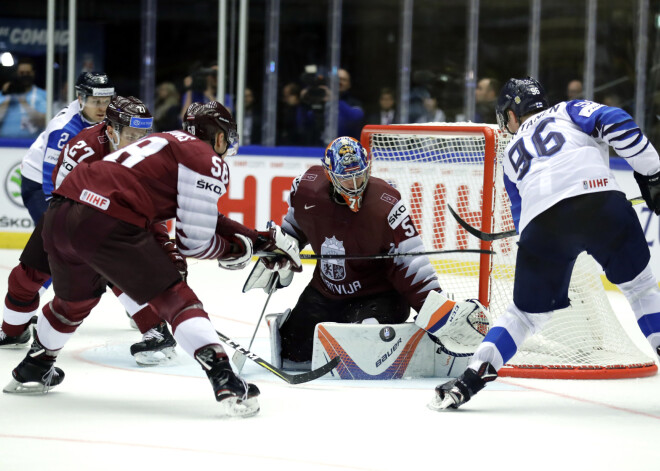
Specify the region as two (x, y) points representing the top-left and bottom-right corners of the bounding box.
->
(415, 87), (446, 123)
(242, 87), (261, 145)
(52, 80), (70, 114)
(474, 77), (500, 124)
(299, 65), (328, 146)
(367, 87), (396, 125)
(336, 68), (365, 140)
(0, 57), (46, 138)
(299, 66), (364, 145)
(602, 93), (623, 108)
(278, 82), (305, 145)
(153, 82), (181, 132)
(409, 70), (436, 123)
(180, 63), (218, 120)
(566, 79), (583, 100)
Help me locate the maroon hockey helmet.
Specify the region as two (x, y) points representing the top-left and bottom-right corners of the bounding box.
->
(183, 101), (239, 155)
(105, 96), (153, 149)
(106, 96), (153, 131)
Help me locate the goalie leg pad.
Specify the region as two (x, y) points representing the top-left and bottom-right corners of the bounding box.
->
(266, 311), (287, 369)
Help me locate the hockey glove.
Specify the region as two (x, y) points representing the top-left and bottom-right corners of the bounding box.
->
(218, 234), (254, 271)
(242, 258), (295, 293)
(633, 170), (660, 214)
(161, 239), (188, 281)
(254, 221), (302, 273)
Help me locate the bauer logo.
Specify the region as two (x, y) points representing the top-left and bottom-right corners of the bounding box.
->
(375, 337), (402, 368)
(5, 161), (25, 208)
(80, 189), (110, 210)
(379, 326), (396, 342)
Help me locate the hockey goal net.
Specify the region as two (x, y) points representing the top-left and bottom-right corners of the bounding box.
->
(361, 123), (657, 379)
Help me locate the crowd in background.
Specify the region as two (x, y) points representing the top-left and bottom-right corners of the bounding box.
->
(0, 57), (645, 148)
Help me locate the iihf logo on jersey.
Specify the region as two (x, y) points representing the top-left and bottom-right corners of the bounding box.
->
(321, 236), (346, 281)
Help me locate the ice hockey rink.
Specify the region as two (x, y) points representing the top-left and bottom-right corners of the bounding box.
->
(0, 248), (658, 471)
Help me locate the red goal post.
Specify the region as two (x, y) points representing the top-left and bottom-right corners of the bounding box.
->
(360, 123), (658, 379)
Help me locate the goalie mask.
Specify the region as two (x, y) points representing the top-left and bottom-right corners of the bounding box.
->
(183, 101), (239, 156)
(105, 96), (153, 150)
(496, 77), (549, 134)
(322, 136), (371, 212)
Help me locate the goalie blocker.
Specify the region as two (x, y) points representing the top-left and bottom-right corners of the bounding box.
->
(268, 291), (491, 379)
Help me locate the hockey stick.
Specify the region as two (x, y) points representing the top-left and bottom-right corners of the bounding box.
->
(255, 248), (495, 261)
(447, 205), (516, 242)
(232, 273), (278, 373)
(448, 196), (646, 242)
(216, 329), (340, 384)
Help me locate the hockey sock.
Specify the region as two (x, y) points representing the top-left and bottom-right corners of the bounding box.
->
(173, 317), (224, 357)
(468, 303), (552, 371)
(618, 264), (660, 353)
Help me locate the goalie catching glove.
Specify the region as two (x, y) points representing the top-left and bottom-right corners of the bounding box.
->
(414, 290), (491, 355)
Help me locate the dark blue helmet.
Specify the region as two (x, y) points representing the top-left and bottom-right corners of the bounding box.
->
(75, 72), (115, 97)
(495, 77), (549, 133)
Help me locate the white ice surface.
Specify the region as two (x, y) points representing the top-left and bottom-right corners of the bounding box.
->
(0, 249), (658, 471)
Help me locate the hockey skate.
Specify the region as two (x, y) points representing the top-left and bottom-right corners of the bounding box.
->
(196, 346), (260, 418)
(0, 327), (31, 349)
(130, 322), (177, 366)
(428, 362), (497, 411)
(3, 337), (64, 394)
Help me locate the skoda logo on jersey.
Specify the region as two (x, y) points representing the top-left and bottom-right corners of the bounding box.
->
(380, 326), (396, 342)
(320, 236), (346, 282)
(5, 162), (25, 208)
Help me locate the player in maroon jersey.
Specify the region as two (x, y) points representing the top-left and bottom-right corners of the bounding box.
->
(54, 96), (183, 365)
(4, 101), (301, 417)
(0, 96), (180, 366)
(246, 137), (444, 368)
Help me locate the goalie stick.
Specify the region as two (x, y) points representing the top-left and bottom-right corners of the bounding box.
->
(256, 248), (495, 261)
(216, 329), (340, 384)
(448, 196), (645, 242)
(232, 273), (278, 373)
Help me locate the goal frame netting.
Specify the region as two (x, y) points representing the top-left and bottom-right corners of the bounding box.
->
(361, 123), (657, 379)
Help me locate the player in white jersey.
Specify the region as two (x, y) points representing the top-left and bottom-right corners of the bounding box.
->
(432, 77), (660, 411)
(20, 72), (114, 223)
